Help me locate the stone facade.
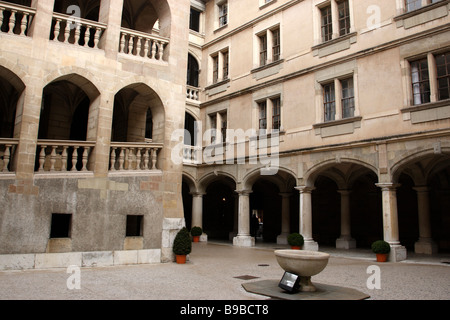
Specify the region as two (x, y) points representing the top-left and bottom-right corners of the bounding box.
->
(1, 0), (450, 268)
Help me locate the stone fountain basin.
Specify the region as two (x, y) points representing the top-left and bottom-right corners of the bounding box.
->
(275, 250), (330, 277)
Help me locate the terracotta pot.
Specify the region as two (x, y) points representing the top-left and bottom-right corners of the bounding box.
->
(291, 246), (301, 250)
(376, 253), (388, 262)
(175, 254), (187, 264)
(193, 236), (200, 242)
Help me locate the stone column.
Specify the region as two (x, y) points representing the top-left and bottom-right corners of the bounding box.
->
(376, 183), (407, 262)
(336, 190), (356, 249)
(29, 0), (54, 39)
(191, 192), (207, 242)
(296, 186), (318, 251)
(98, 0), (124, 59)
(233, 190), (255, 247)
(413, 186), (438, 254)
(277, 192), (291, 245)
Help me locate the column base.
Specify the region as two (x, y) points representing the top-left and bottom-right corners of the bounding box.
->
(276, 233), (289, 245)
(303, 240), (319, 251)
(389, 244), (407, 262)
(336, 237), (356, 249)
(200, 233), (208, 242)
(414, 238), (438, 254)
(233, 235), (255, 247)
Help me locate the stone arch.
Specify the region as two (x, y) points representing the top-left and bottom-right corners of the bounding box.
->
(122, 0), (171, 37)
(112, 82), (165, 144)
(187, 53), (200, 87)
(0, 65), (26, 139)
(198, 170), (237, 194)
(39, 73), (101, 142)
(242, 166), (297, 191)
(303, 157), (378, 188)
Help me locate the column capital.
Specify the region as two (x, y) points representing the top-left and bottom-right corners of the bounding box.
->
(375, 183), (401, 191)
(412, 186), (430, 193)
(190, 192), (206, 197)
(235, 189), (252, 196)
(295, 186), (315, 193)
(337, 189), (352, 195)
(279, 192), (292, 198)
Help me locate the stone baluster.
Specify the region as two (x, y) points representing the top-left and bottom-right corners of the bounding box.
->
(151, 148), (157, 170)
(94, 27), (101, 48)
(8, 10), (16, 34)
(127, 35), (134, 55)
(71, 146), (79, 171)
(110, 147), (117, 171)
(157, 41), (164, 61)
(49, 146), (57, 171)
(150, 40), (156, 59)
(136, 37), (142, 57)
(119, 33), (125, 53)
(0, 8), (4, 31)
(2, 145), (12, 172)
(74, 23), (81, 45)
(83, 25), (90, 47)
(63, 21), (70, 44)
(81, 147), (89, 171)
(143, 39), (150, 58)
(20, 12), (29, 35)
(136, 148), (142, 170)
(38, 146), (46, 172)
(61, 146), (68, 171)
(143, 148), (150, 170)
(53, 18), (61, 41)
(118, 148), (125, 170)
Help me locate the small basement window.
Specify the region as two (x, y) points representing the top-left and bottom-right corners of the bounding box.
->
(50, 213), (72, 238)
(126, 215), (143, 237)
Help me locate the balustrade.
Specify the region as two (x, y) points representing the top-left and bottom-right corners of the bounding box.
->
(50, 12), (106, 49)
(119, 27), (169, 62)
(186, 86), (200, 101)
(0, 139), (18, 173)
(110, 143), (162, 171)
(0, 1), (35, 36)
(36, 140), (95, 173)
(183, 145), (201, 165)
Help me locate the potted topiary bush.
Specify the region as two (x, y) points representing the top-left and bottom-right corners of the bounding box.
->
(371, 240), (391, 262)
(190, 226), (203, 242)
(173, 227), (192, 264)
(287, 233), (304, 250)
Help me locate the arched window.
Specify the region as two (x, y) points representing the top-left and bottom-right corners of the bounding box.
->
(187, 54), (199, 87)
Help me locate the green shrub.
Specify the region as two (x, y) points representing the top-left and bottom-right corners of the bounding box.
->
(287, 233), (304, 247)
(190, 226), (203, 237)
(173, 227), (192, 255)
(371, 240), (391, 254)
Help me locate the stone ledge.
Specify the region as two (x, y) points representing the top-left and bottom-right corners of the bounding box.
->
(0, 249), (161, 270)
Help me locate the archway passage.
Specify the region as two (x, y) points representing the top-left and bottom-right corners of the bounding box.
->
(0, 68), (24, 138)
(394, 152), (450, 253)
(182, 179), (193, 230)
(203, 180), (236, 241)
(308, 162), (382, 249)
(112, 83), (164, 143)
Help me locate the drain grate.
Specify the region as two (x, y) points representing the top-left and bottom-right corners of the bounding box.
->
(258, 264), (270, 267)
(234, 275), (260, 280)
(442, 261), (450, 264)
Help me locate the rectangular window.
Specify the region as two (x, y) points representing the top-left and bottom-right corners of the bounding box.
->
(189, 7), (201, 32)
(219, 2), (228, 27)
(411, 58), (430, 105)
(435, 52), (450, 101)
(323, 82), (336, 121)
(341, 77), (355, 118)
(212, 55), (219, 84)
(272, 28), (280, 62)
(405, 0), (422, 12)
(223, 51), (229, 80)
(221, 112), (227, 142)
(272, 97), (281, 130)
(321, 5), (333, 42)
(337, 0), (351, 36)
(258, 101), (267, 130)
(50, 213), (72, 238)
(259, 34), (268, 66)
(126, 215), (143, 237)
(210, 114), (217, 143)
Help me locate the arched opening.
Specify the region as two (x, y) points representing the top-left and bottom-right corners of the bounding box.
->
(393, 151), (450, 253)
(250, 180), (281, 242)
(184, 112), (196, 146)
(312, 176), (340, 247)
(37, 74), (100, 172)
(112, 83), (164, 144)
(307, 161), (382, 249)
(0, 68), (24, 138)
(182, 179), (193, 230)
(187, 54), (199, 88)
(121, 0), (171, 37)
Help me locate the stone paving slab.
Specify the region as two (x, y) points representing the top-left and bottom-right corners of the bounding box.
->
(242, 279), (370, 300)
